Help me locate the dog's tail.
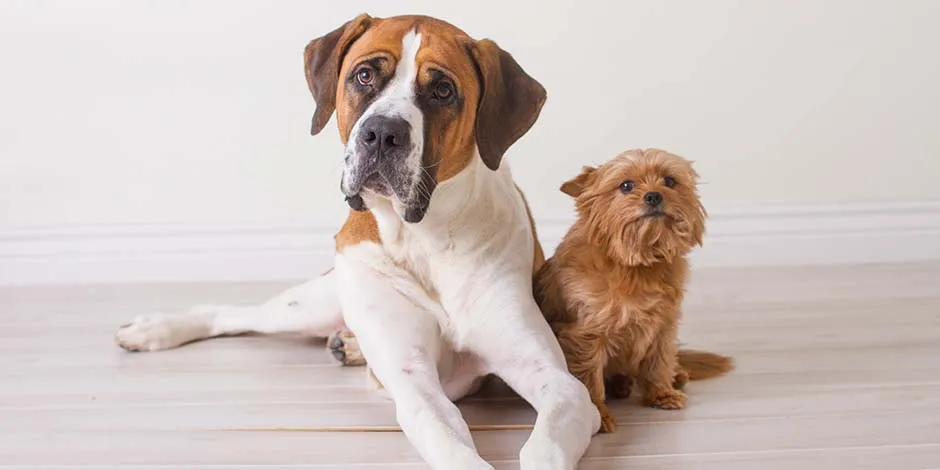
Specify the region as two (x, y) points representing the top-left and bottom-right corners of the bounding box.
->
(678, 349), (734, 380)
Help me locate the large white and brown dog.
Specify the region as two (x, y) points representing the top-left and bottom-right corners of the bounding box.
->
(115, 14), (600, 470)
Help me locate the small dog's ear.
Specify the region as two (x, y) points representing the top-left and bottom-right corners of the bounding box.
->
(469, 39), (547, 171)
(560, 166), (597, 197)
(304, 14), (373, 136)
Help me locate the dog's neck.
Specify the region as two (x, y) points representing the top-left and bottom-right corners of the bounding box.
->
(369, 152), (530, 258)
(611, 250), (690, 297)
(568, 220), (689, 277)
(364, 152), (536, 314)
(615, 250), (687, 278)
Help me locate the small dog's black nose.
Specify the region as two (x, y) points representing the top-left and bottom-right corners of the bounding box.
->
(358, 115), (411, 154)
(644, 191), (663, 207)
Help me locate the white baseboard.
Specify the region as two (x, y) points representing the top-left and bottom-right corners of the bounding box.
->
(3, 202), (939, 285)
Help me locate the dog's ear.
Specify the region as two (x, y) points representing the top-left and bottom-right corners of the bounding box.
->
(469, 39), (547, 171)
(560, 166), (597, 197)
(304, 14), (373, 136)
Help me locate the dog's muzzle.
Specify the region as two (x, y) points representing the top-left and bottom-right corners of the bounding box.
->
(342, 115), (429, 222)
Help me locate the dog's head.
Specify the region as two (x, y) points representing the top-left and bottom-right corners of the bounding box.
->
(304, 14), (546, 223)
(561, 149), (706, 266)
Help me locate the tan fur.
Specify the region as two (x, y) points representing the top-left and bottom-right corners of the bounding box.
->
(516, 183), (546, 274)
(335, 209), (379, 252)
(536, 149), (733, 433)
(304, 14), (374, 136)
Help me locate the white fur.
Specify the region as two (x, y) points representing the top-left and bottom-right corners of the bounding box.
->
(350, 157), (601, 469)
(115, 28), (599, 470)
(115, 273), (344, 351)
(343, 30), (425, 204)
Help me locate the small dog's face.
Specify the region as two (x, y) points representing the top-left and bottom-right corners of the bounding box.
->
(561, 149), (706, 266)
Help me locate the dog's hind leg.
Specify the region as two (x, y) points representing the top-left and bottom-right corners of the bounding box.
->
(115, 269), (344, 352)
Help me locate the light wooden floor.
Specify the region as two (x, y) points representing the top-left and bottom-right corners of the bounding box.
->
(2, 263), (939, 469)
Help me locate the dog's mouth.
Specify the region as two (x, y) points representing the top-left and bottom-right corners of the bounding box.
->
(360, 172), (393, 197)
(639, 209), (674, 221)
(343, 168), (432, 224)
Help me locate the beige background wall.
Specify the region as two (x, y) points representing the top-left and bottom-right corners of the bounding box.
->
(2, 1), (940, 284)
(2, 0), (938, 231)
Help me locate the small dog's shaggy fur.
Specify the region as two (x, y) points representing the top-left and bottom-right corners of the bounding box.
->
(536, 148), (733, 433)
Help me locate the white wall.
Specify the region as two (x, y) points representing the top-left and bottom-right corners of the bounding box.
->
(2, 1), (940, 283)
(2, 0), (939, 230)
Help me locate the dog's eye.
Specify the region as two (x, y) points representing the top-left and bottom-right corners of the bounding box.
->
(432, 80), (455, 102)
(663, 175), (677, 188)
(356, 67), (375, 86)
(620, 180), (635, 193)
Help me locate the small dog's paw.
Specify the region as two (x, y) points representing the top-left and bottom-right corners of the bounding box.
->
(673, 369), (689, 390)
(596, 402), (618, 433)
(327, 329), (366, 366)
(645, 388), (687, 410)
(115, 314), (203, 352)
(606, 374), (634, 399)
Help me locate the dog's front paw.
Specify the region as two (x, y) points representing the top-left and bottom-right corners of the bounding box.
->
(596, 402), (618, 433)
(644, 388), (687, 410)
(327, 329), (366, 366)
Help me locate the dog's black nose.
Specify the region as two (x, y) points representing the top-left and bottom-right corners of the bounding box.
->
(644, 191), (663, 207)
(358, 115), (411, 155)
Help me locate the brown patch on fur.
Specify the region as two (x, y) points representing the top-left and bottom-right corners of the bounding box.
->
(335, 209), (380, 252)
(304, 14), (373, 136)
(516, 184), (545, 275)
(469, 39), (547, 171)
(536, 149), (732, 432)
(412, 22), (480, 182)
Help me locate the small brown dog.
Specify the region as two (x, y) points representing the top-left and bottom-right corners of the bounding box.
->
(536, 148), (733, 433)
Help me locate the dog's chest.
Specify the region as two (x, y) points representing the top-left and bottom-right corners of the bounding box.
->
(374, 209), (467, 302)
(372, 199), (533, 346)
(614, 288), (671, 326)
(570, 266), (679, 336)
(365, 162), (536, 347)
(379, 217), (440, 298)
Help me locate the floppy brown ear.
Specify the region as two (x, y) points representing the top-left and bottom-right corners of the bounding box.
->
(560, 166), (598, 197)
(469, 39), (547, 170)
(304, 14), (373, 136)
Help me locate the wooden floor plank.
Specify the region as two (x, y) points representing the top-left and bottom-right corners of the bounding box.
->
(2, 411), (938, 465)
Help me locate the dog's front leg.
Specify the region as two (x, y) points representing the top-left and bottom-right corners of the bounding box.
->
(555, 324), (617, 433)
(335, 246), (493, 470)
(638, 322), (687, 409)
(472, 283), (600, 470)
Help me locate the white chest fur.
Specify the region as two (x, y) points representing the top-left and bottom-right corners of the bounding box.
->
(364, 157), (536, 345)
